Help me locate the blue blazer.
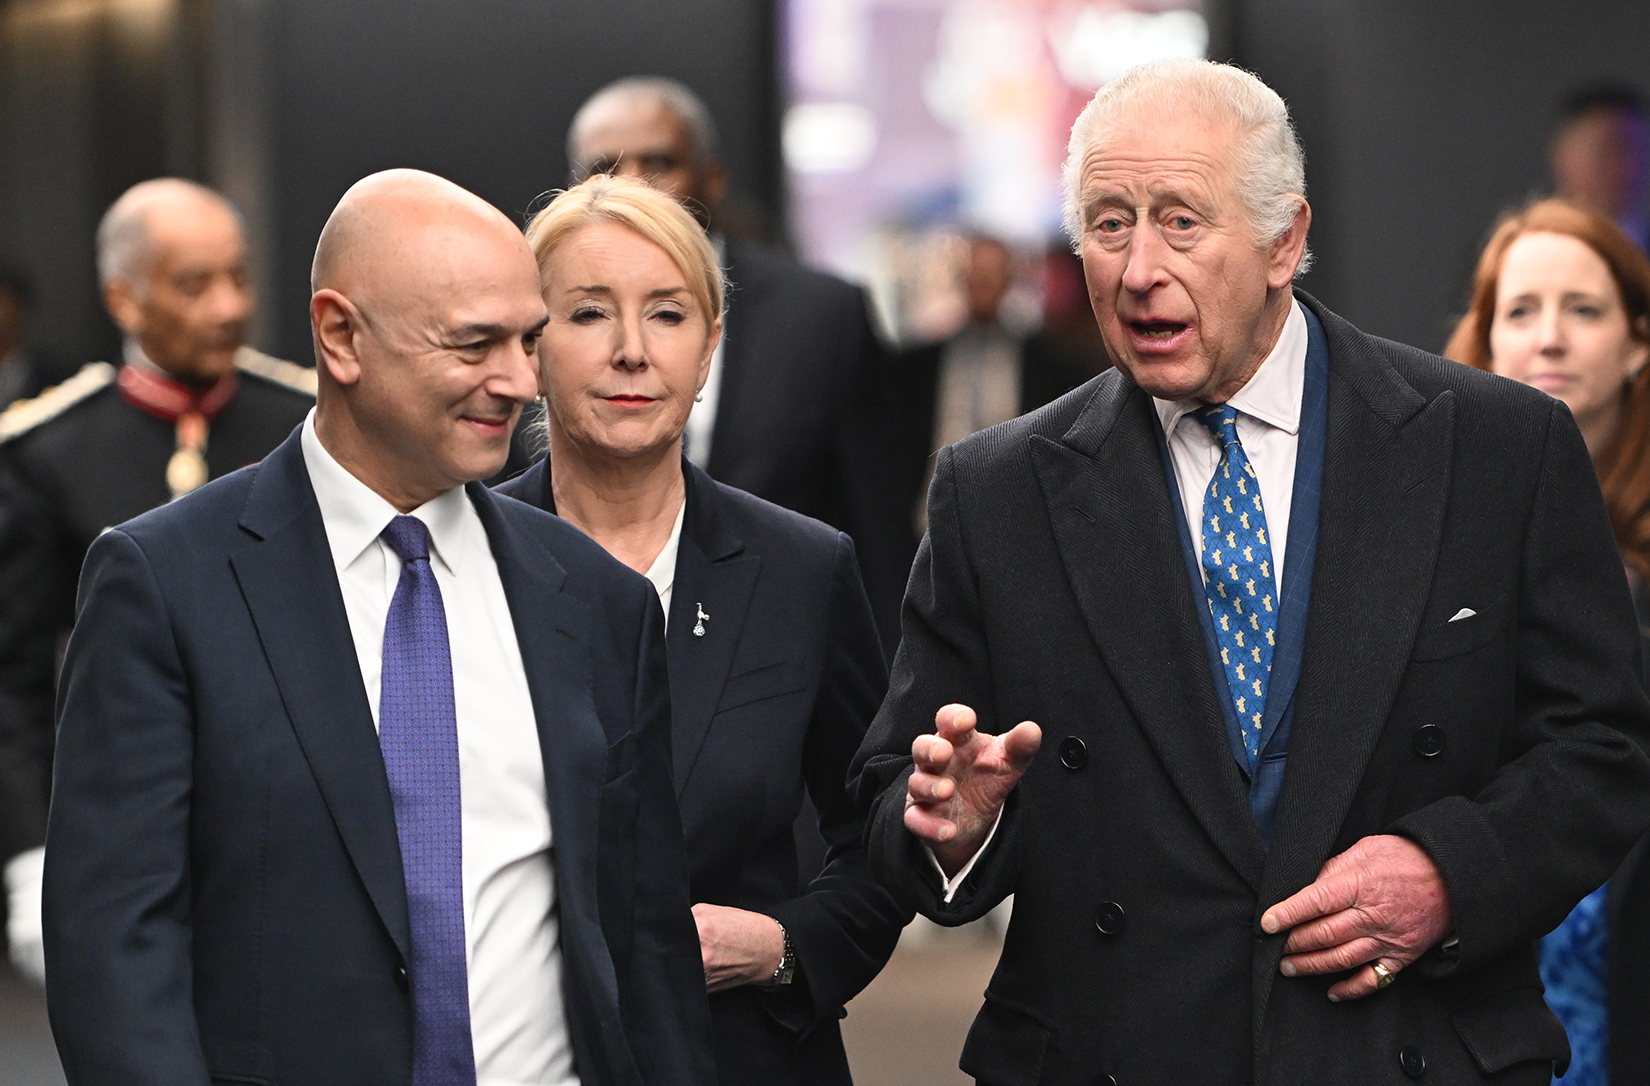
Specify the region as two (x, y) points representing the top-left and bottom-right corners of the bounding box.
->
(42, 429), (714, 1086)
(499, 459), (909, 1086)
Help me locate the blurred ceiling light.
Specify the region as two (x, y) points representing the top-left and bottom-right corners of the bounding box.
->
(784, 102), (879, 175)
(1050, 5), (1208, 90)
(2, 0), (174, 34)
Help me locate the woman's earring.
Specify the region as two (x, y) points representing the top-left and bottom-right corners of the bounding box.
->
(694, 388), (704, 403)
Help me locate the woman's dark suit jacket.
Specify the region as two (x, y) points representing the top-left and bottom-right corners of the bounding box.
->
(498, 458), (910, 1085)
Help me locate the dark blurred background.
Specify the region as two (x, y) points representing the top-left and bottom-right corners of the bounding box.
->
(3, 0), (1647, 372)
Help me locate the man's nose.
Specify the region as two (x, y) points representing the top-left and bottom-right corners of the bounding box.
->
(209, 277), (253, 324)
(494, 338), (540, 403)
(1120, 225), (1168, 294)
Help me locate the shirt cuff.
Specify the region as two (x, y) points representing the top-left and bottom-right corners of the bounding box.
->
(924, 809), (1004, 904)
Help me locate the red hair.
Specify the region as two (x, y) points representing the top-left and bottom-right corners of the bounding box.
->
(1444, 198), (1650, 579)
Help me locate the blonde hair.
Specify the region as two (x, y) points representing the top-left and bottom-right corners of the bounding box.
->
(524, 173), (724, 325)
(1062, 59), (1310, 274)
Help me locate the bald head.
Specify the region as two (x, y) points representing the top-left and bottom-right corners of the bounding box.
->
(98, 179), (251, 383)
(307, 169), (546, 512)
(98, 178), (241, 292)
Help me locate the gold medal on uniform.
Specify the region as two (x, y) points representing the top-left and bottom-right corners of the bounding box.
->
(167, 411), (210, 499)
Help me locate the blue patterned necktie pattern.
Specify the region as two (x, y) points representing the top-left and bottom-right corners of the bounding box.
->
(1195, 405), (1278, 770)
(379, 514), (477, 1086)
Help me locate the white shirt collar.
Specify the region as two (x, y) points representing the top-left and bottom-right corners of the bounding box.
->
(1153, 297), (1308, 437)
(299, 408), (470, 576)
(642, 496), (687, 602)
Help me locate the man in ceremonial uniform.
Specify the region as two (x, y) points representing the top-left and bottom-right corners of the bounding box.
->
(0, 178), (313, 982)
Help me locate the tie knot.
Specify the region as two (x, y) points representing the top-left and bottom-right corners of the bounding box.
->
(1196, 403), (1242, 445)
(381, 514), (431, 564)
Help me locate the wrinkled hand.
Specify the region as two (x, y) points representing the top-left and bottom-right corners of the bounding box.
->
(904, 704), (1042, 877)
(692, 903), (785, 993)
(1262, 834), (1452, 1001)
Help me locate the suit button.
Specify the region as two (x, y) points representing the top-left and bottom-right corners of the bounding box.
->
(1059, 736), (1089, 770)
(1399, 1044), (1426, 1078)
(1093, 900), (1126, 935)
(1413, 724), (1445, 757)
(394, 965), (409, 991)
(1097, 1076), (1119, 1086)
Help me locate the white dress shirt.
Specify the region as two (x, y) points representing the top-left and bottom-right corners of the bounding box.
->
(931, 299), (1309, 904)
(1153, 297), (1308, 594)
(641, 498), (687, 630)
(300, 412), (578, 1086)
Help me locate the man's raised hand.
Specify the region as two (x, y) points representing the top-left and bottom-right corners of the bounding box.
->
(904, 703), (1041, 876)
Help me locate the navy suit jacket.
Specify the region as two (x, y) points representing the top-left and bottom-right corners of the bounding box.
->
(42, 429), (714, 1086)
(499, 460), (909, 1086)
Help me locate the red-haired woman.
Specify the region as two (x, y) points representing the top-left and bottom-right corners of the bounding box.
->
(1447, 198), (1650, 1086)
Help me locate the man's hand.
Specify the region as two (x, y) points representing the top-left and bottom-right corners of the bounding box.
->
(904, 704), (1042, 877)
(692, 903), (785, 993)
(1261, 834), (1452, 1001)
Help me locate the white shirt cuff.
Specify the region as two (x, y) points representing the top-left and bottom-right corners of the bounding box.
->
(924, 808), (1005, 904)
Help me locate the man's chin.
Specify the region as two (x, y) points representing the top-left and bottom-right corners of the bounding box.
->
(1114, 355), (1215, 402)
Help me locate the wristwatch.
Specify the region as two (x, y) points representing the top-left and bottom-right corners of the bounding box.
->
(763, 920), (796, 987)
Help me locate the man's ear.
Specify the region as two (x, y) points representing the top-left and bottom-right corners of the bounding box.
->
(311, 289), (364, 387)
(1267, 199), (1312, 290)
(102, 278), (144, 338)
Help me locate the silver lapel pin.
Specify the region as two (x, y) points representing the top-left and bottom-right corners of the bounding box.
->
(693, 602), (710, 638)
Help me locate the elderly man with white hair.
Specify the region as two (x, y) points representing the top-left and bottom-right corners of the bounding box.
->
(851, 59), (1650, 1084)
(0, 178), (313, 985)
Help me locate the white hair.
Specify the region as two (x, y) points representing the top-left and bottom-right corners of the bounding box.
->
(567, 76), (720, 173)
(96, 178), (240, 293)
(1061, 59), (1312, 275)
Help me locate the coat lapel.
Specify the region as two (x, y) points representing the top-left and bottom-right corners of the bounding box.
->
(228, 432), (411, 961)
(1258, 298), (1454, 915)
(1031, 375), (1265, 891)
(470, 485), (612, 969)
(666, 465), (761, 796)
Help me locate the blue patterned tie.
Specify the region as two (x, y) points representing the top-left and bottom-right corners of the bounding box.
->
(1195, 405), (1278, 770)
(379, 515), (477, 1086)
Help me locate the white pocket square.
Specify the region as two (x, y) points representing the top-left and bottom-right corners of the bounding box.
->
(1448, 607), (1477, 623)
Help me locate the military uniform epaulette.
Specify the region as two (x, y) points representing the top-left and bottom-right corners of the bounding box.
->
(0, 362), (117, 443)
(234, 348), (318, 396)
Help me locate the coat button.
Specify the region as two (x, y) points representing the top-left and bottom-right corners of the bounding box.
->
(394, 965), (409, 991)
(1412, 724), (1445, 757)
(1059, 736), (1089, 770)
(1097, 1076), (1119, 1086)
(1093, 900), (1126, 935)
(1399, 1044), (1426, 1078)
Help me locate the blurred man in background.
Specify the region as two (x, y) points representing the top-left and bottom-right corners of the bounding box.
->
(1552, 83), (1650, 251)
(883, 234), (1099, 553)
(0, 269), (74, 411)
(0, 178), (313, 984)
(565, 77), (902, 650)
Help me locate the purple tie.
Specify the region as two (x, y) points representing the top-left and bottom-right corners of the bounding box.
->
(379, 514), (477, 1086)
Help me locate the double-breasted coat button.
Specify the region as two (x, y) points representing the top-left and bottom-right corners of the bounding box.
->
(1399, 1044), (1426, 1078)
(1059, 736), (1089, 770)
(1093, 900), (1126, 935)
(394, 965), (409, 991)
(1413, 723), (1445, 757)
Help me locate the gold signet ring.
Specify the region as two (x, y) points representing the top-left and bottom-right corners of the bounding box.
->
(1371, 961), (1397, 989)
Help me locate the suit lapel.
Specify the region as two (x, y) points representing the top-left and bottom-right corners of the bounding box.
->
(1031, 375), (1265, 890)
(228, 432), (411, 960)
(1259, 299), (1454, 913)
(470, 486), (611, 959)
(667, 465), (760, 795)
